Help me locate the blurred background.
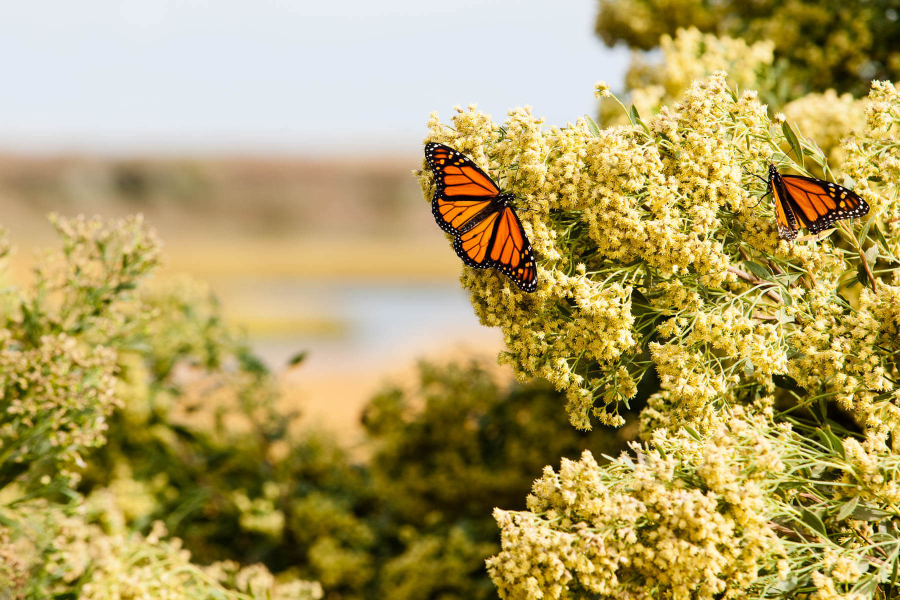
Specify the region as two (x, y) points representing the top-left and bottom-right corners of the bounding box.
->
(0, 0), (628, 440)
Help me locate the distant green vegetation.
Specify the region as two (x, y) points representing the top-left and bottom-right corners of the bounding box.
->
(595, 0), (900, 96)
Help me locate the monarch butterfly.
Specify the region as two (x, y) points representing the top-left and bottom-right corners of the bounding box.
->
(424, 142), (537, 292)
(767, 164), (869, 241)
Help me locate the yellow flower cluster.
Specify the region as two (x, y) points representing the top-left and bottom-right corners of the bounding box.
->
(0, 332), (118, 482)
(843, 81), (900, 254)
(7, 498), (323, 600)
(839, 438), (900, 505)
(782, 90), (866, 167)
(421, 73), (829, 429)
(422, 71), (900, 440)
(622, 27), (775, 121)
(789, 285), (899, 440)
(487, 413), (787, 600)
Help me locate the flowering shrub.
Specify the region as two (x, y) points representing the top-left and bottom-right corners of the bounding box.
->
(420, 74), (900, 434)
(0, 215), (318, 598)
(421, 57), (900, 596)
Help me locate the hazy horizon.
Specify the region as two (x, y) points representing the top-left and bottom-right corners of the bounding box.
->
(0, 0), (629, 156)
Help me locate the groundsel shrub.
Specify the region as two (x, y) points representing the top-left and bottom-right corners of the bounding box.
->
(0, 215), (320, 599)
(421, 73), (900, 598)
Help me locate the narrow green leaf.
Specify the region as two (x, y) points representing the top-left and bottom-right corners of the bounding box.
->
(682, 425), (701, 441)
(851, 577), (876, 600)
(772, 374), (805, 394)
(805, 149), (826, 166)
(851, 504), (893, 521)
(287, 350), (308, 367)
(782, 121), (804, 168)
(875, 223), (894, 259)
(858, 213), (874, 244)
(629, 104), (640, 126)
(628, 104), (652, 136)
(822, 426), (846, 460)
(744, 261), (772, 281)
(815, 428), (834, 452)
(584, 114), (600, 137)
(857, 263), (870, 288)
(800, 507), (828, 537)
(836, 496), (859, 521)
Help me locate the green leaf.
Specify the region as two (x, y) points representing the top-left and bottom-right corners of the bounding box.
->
(782, 121), (804, 168)
(780, 287), (793, 307)
(836, 496), (859, 521)
(851, 504), (893, 521)
(772, 374), (804, 394)
(851, 577), (876, 600)
(682, 425), (701, 441)
(237, 348), (269, 376)
(287, 350), (308, 367)
(773, 577), (801, 593)
(584, 114), (600, 137)
(629, 104), (640, 126)
(628, 104), (652, 136)
(744, 261), (772, 281)
(805, 148), (826, 167)
(786, 345), (803, 359)
(822, 426), (846, 460)
(815, 428), (834, 452)
(800, 507), (827, 537)
(865, 244), (879, 266)
(875, 223), (895, 259)
(857, 263), (870, 288)
(858, 212), (874, 244)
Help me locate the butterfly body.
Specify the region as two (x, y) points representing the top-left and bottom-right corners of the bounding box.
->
(767, 163), (869, 241)
(424, 143), (537, 292)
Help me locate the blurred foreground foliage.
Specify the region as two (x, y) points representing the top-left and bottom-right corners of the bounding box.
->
(0, 213), (630, 598)
(0, 215), (318, 599)
(87, 348), (629, 599)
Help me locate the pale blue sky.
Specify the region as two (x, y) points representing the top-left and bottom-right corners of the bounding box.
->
(0, 1), (629, 155)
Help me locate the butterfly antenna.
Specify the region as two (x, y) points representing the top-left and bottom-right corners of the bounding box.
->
(752, 190), (771, 208)
(742, 167), (768, 185)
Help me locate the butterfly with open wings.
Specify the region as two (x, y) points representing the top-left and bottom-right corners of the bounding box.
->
(766, 164), (869, 241)
(424, 143), (538, 292)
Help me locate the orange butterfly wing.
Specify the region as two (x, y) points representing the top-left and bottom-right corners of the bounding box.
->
(425, 143), (538, 292)
(770, 174), (803, 241)
(425, 143), (500, 234)
(452, 206), (537, 293)
(780, 174), (869, 234)
(768, 165), (869, 240)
